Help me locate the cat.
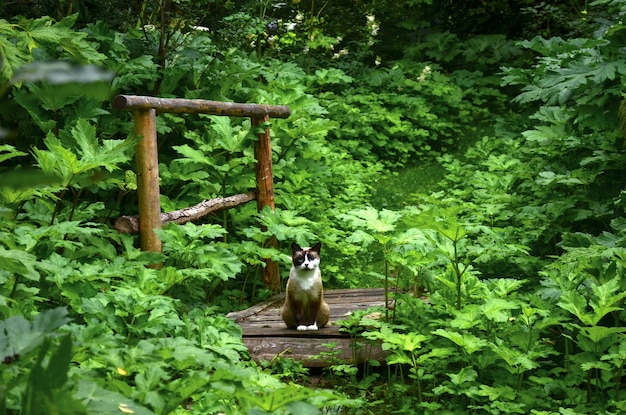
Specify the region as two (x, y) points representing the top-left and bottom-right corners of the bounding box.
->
(281, 242), (330, 331)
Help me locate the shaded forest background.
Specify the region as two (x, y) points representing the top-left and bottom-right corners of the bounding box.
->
(1, 0), (626, 414)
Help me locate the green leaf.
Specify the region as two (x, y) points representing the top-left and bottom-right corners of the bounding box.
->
(450, 304), (483, 329)
(0, 308), (70, 361)
(77, 380), (156, 415)
(478, 384), (517, 401)
(579, 326), (626, 343)
(588, 277), (626, 325)
(345, 229), (377, 246)
(558, 290), (592, 326)
(432, 329), (488, 354)
(22, 336), (87, 415)
(0, 144), (27, 163)
(32, 121), (135, 187)
(559, 277), (626, 326)
(45, 334), (72, 389)
(480, 298), (518, 322)
(580, 361), (612, 372)
(173, 144), (214, 165)
(489, 339), (538, 372)
(386, 351), (412, 365)
(448, 367), (477, 386)
(339, 207), (401, 234)
(0, 247), (39, 281)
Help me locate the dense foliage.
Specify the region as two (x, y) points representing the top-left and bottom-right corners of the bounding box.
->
(1, 0), (625, 414)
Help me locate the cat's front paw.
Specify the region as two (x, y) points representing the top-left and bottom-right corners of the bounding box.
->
(296, 324), (318, 331)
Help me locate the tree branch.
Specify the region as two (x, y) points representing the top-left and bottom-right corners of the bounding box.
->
(114, 191), (256, 234)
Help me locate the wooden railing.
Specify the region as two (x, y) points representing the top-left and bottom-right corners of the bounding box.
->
(113, 94), (290, 291)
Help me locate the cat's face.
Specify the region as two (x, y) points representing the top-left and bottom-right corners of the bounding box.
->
(291, 242), (321, 271)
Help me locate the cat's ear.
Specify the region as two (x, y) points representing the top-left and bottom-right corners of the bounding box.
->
(291, 242), (302, 253)
(310, 242), (322, 253)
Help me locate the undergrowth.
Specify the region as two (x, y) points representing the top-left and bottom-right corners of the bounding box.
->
(1, 1), (626, 414)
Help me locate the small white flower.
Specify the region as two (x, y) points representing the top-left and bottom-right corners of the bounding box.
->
(191, 25), (210, 32)
(418, 65), (432, 82)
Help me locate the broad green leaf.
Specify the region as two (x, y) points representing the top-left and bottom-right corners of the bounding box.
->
(0, 31), (29, 82)
(480, 298), (518, 322)
(432, 329), (487, 354)
(77, 380), (156, 415)
(386, 351), (412, 365)
(0, 247), (39, 281)
(0, 308), (69, 360)
(478, 384), (517, 401)
(173, 144), (213, 165)
(448, 367), (477, 386)
(339, 207), (401, 234)
(346, 229), (377, 245)
(450, 304), (483, 329)
(45, 334), (72, 389)
(489, 339), (538, 372)
(12, 89), (58, 131)
(580, 361), (612, 372)
(588, 277), (626, 325)
(558, 290), (592, 325)
(579, 326), (626, 343)
(0, 144), (27, 163)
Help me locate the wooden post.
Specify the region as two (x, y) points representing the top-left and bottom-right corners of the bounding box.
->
(134, 108), (162, 254)
(252, 114), (280, 292)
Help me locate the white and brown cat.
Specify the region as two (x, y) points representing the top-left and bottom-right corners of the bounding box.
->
(281, 242), (330, 331)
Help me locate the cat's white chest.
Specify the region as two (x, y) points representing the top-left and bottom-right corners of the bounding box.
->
(291, 267), (320, 290)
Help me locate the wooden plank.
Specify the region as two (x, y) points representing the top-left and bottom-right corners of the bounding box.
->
(242, 325), (343, 338)
(226, 293), (283, 321)
(227, 288), (391, 323)
(243, 336), (388, 368)
(228, 288), (394, 367)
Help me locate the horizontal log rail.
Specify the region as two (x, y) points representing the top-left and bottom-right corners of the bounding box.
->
(113, 95), (291, 118)
(114, 191), (256, 234)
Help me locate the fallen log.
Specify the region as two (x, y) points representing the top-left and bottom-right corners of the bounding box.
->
(114, 191), (256, 234)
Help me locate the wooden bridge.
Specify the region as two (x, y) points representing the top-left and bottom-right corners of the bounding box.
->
(227, 288), (390, 367)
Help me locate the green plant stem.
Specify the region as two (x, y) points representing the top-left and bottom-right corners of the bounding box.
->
(411, 353), (422, 403)
(384, 259), (389, 320)
(9, 275), (20, 298)
(306, 0), (315, 75)
(564, 332), (571, 373)
(239, 266), (253, 305)
(69, 187), (83, 221)
(51, 188), (67, 225)
(392, 270), (400, 323)
(614, 362), (624, 400)
(453, 237), (462, 310)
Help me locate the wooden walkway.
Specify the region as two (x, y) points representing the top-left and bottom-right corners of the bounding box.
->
(227, 288), (390, 367)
